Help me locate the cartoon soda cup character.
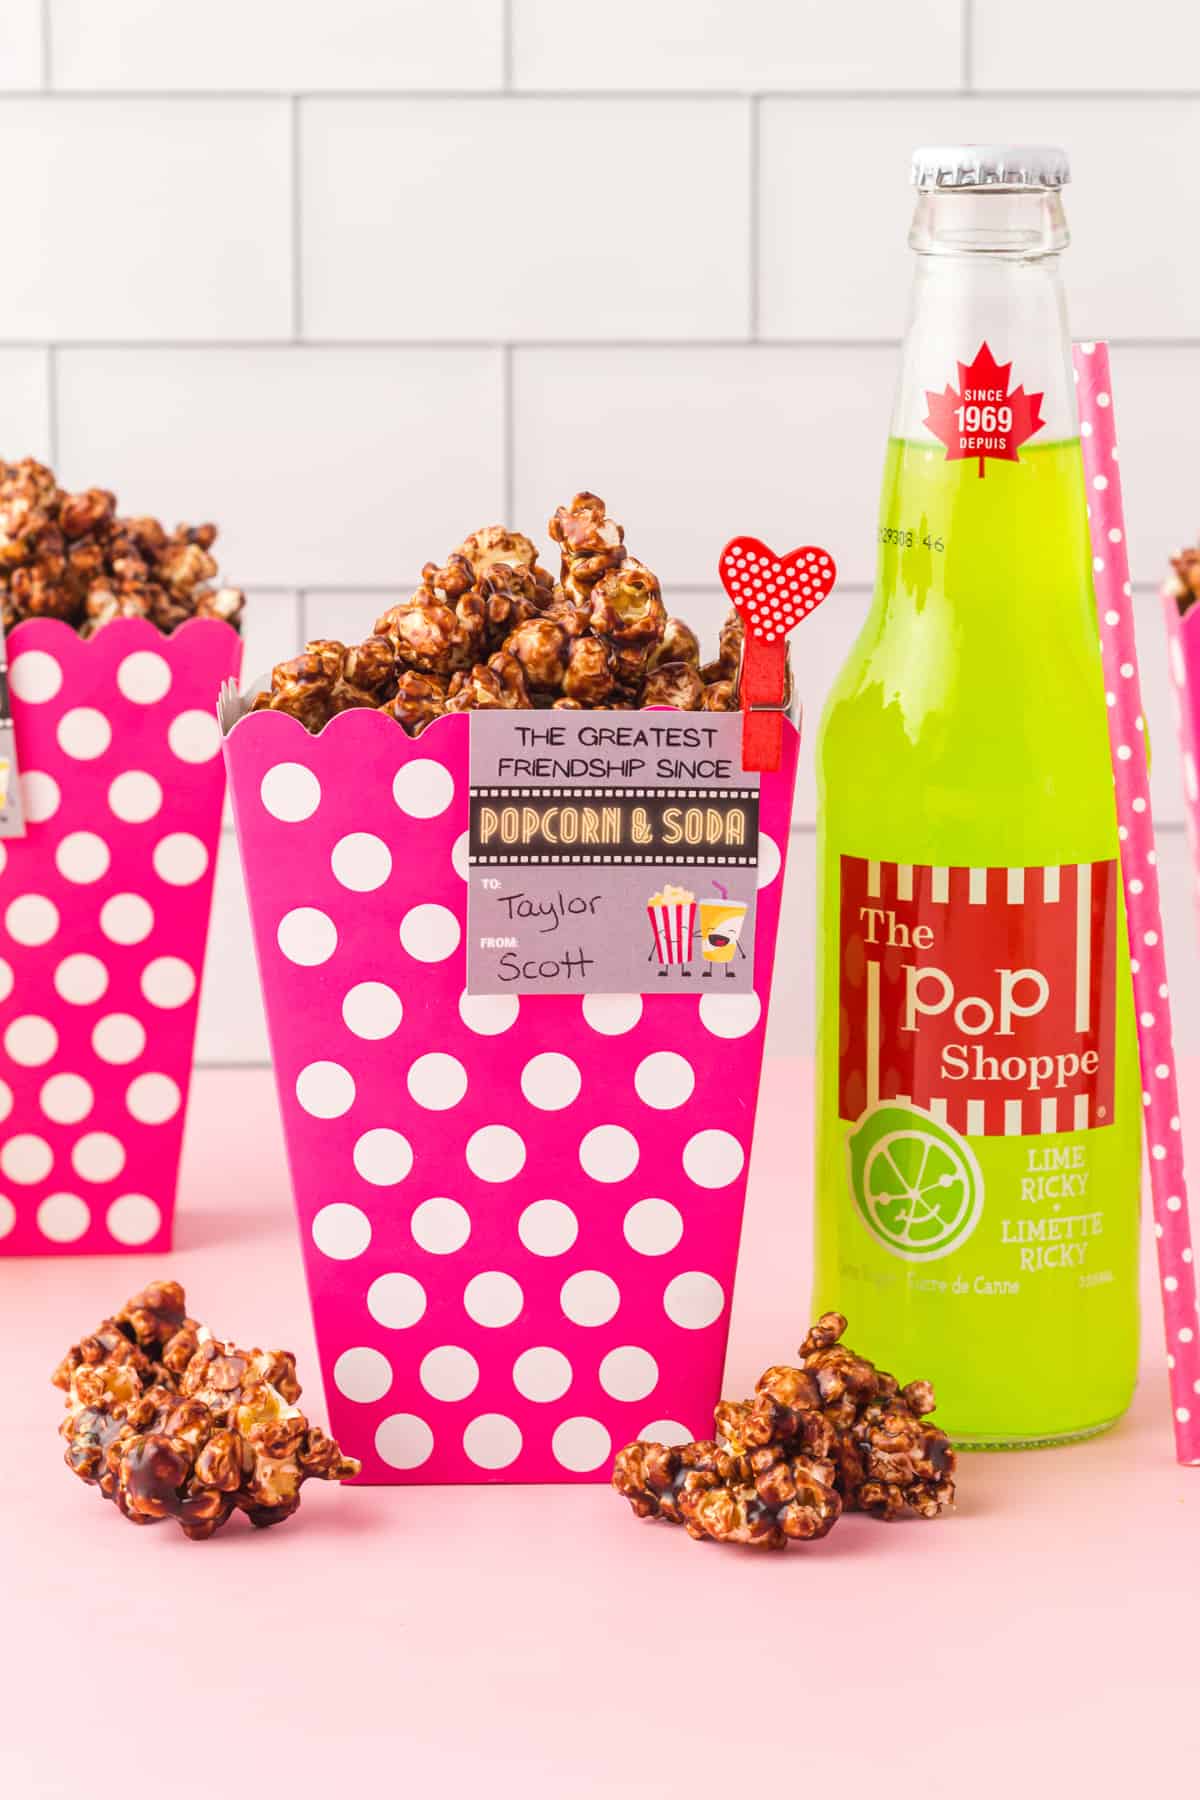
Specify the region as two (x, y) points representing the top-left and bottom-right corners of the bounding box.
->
(647, 883), (697, 974)
(699, 896), (748, 974)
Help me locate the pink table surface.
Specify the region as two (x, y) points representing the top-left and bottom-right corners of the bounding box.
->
(3, 1058), (1197, 1798)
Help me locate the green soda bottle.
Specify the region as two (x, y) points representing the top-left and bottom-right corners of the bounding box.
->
(813, 145), (1141, 1446)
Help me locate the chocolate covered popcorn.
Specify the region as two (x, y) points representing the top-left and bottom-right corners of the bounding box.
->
(588, 559), (668, 688)
(54, 1281), (359, 1539)
(642, 660), (707, 712)
(1168, 543), (1200, 618)
(701, 605), (744, 685)
(613, 1313), (956, 1550)
(501, 616), (572, 695)
(373, 567), (487, 677)
(612, 1437), (842, 1549)
(255, 493), (752, 732)
(382, 669), (449, 732)
(446, 651), (531, 712)
(549, 490), (627, 608)
(701, 678), (737, 712)
(649, 616), (701, 671)
(0, 458), (244, 638)
(253, 638), (385, 730)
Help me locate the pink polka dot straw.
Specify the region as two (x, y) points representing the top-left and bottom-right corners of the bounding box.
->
(1074, 341), (1200, 1464)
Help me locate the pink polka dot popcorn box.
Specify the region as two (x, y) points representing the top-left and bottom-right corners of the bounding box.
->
(1163, 574), (1200, 915)
(0, 618), (242, 1255)
(220, 698), (801, 1484)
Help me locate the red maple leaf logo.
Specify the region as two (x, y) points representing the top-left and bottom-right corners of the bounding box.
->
(924, 341), (1045, 477)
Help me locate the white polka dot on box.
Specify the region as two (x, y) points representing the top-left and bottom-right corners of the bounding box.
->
(222, 702), (800, 1483)
(0, 618), (242, 1254)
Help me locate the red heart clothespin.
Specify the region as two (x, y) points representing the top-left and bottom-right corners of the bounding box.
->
(718, 536), (838, 771)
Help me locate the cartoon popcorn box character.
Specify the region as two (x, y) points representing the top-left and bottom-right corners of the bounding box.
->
(646, 883), (697, 975)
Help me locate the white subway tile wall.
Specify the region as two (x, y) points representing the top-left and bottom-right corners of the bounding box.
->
(1, 2), (1196, 1064)
(512, 346), (893, 587)
(972, 1), (1200, 91)
(49, 1), (505, 91)
(0, 100), (292, 340)
(0, 349), (51, 462)
(219, 590), (302, 828)
(760, 99), (1200, 341)
(300, 99), (751, 340)
(54, 348), (506, 585)
(238, 592), (304, 706)
(0, 4), (43, 89)
(510, 1), (964, 93)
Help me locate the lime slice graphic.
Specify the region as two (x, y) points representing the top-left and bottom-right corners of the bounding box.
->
(847, 1102), (983, 1263)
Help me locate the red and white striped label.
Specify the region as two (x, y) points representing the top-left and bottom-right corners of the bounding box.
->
(839, 857), (1118, 1137)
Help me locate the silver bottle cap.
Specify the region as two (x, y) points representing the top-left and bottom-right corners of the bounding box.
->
(911, 144), (1070, 191)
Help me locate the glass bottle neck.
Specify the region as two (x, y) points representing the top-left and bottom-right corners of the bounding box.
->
(892, 188), (1078, 444)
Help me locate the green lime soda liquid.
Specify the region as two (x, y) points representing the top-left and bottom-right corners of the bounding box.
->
(813, 150), (1140, 1446)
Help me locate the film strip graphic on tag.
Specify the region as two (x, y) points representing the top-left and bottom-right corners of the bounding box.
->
(839, 857), (1118, 1137)
(0, 616), (26, 836)
(469, 785), (760, 867)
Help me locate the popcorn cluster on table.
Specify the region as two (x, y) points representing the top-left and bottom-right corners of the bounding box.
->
(0, 458), (244, 638)
(613, 1312), (956, 1549)
(54, 1281), (359, 1538)
(253, 492), (745, 731)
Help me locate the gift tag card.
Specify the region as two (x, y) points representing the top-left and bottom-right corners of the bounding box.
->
(466, 710), (759, 995)
(0, 617), (26, 837)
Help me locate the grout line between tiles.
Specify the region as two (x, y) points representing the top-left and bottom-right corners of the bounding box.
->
(502, 344), (515, 523)
(44, 345), (58, 465)
(16, 87), (1200, 101)
(502, 0), (513, 91)
(748, 96), (761, 340)
(289, 96), (303, 339)
(16, 338), (1200, 353)
(962, 0), (973, 92)
(39, 0), (52, 88)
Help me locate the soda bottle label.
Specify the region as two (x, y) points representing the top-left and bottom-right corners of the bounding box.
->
(837, 855), (1119, 1266)
(839, 856), (1119, 1135)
